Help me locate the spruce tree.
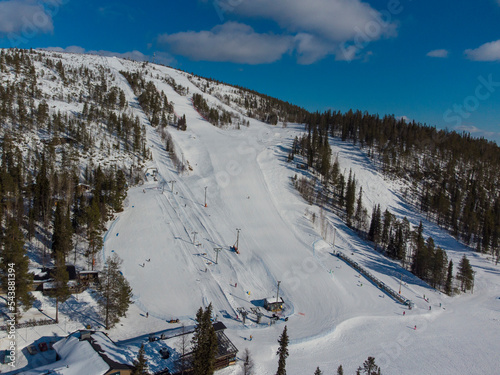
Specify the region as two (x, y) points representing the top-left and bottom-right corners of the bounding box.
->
(368, 204), (381, 243)
(457, 255), (474, 292)
(0, 219), (34, 319)
(86, 199), (103, 270)
(354, 187), (367, 231)
(52, 202), (73, 260)
(381, 209), (393, 248)
(314, 367), (322, 375)
(358, 356), (381, 375)
(276, 325), (289, 375)
(345, 170), (356, 226)
(192, 304), (217, 375)
(132, 344), (148, 375)
(445, 260), (453, 295)
(97, 254), (133, 329)
(52, 253), (70, 323)
(337, 365), (344, 375)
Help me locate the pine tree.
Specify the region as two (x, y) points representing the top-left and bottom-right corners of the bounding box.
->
(354, 187), (367, 231)
(445, 260), (453, 295)
(0, 219), (34, 319)
(132, 344), (148, 375)
(411, 222), (427, 278)
(430, 246), (447, 289)
(52, 253), (70, 323)
(97, 254), (133, 329)
(86, 199), (103, 270)
(276, 325), (289, 375)
(368, 204), (381, 243)
(381, 209), (393, 248)
(337, 365), (344, 375)
(192, 304), (217, 375)
(345, 170), (356, 226)
(51, 202), (73, 260)
(314, 367), (322, 375)
(357, 357), (381, 375)
(457, 255), (474, 292)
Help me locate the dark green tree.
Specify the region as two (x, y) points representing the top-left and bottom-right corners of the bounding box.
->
(345, 170), (356, 226)
(445, 260), (454, 295)
(276, 325), (289, 375)
(97, 254), (133, 329)
(457, 255), (474, 292)
(52, 253), (71, 323)
(131, 343), (148, 375)
(192, 303), (218, 375)
(337, 365), (344, 375)
(368, 204), (382, 244)
(0, 219), (34, 320)
(86, 199), (103, 270)
(51, 202), (73, 260)
(314, 367), (322, 375)
(357, 356), (381, 375)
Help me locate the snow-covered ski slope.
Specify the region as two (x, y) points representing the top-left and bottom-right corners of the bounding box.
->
(5, 51), (497, 374)
(96, 56), (500, 374)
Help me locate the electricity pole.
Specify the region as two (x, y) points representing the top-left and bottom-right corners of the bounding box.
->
(204, 186), (208, 207)
(214, 247), (222, 264)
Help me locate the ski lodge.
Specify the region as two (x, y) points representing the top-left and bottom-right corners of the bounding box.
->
(23, 330), (134, 375)
(157, 321), (238, 374)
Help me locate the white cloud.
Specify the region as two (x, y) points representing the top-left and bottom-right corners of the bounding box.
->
(293, 33), (335, 64)
(426, 49), (449, 58)
(233, 0), (397, 43)
(0, 0), (54, 35)
(179, 0), (398, 64)
(158, 22), (293, 64)
(465, 40), (500, 61)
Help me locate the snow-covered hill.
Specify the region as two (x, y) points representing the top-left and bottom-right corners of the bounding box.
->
(1, 51), (499, 375)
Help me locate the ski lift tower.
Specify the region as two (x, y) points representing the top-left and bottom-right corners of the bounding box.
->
(233, 228), (241, 254)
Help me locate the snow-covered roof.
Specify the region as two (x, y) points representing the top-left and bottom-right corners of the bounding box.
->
(23, 333), (110, 375)
(78, 270), (99, 275)
(43, 280), (78, 290)
(265, 297), (284, 305)
(23, 331), (134, 375)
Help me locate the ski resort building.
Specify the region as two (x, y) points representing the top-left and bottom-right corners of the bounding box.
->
(24, 330), (134, 375)
(155, 322), (238, 375)
(264, 297), (284, 312)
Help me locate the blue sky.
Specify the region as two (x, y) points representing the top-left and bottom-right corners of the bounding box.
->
(1, 0), (499, 143)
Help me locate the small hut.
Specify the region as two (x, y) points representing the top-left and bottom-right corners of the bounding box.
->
(264, 297), (284, 312)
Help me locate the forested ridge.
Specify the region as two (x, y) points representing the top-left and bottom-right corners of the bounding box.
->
(0, 48), (146, 322)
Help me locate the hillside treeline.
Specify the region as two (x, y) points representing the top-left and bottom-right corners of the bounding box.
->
(0, 49), (146, 317)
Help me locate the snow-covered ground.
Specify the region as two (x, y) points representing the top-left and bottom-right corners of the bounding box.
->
(1, 53), (499, 375)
